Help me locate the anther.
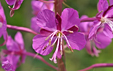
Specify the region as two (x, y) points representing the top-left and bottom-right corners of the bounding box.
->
(69, 46), (73, 52)
(49, 40), (51, 45)
(43, 46), (47, 50)
(68, 30), (74, 33)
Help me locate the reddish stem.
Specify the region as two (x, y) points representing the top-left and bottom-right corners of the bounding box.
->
(7, 24), (38, 35)
(79, 63), (113, 71)
(80, 17), (97, 22)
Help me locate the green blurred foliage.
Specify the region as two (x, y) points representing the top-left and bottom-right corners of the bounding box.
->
(0, 0), (113, 71)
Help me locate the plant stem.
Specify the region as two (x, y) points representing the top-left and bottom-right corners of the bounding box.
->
(54, 0), (66, 71)
(7, 24), (38, 35)
(79, 63), (113, 71)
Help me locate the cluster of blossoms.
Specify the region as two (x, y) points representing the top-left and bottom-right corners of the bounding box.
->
(0, 0), (113, 71)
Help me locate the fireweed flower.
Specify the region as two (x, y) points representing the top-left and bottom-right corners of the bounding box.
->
(32, 8), (86, 63)
(79, 15), (111, 56)
(31, 0), (54, 33)
(5, 0), (23, 17)
(89, 0), (113, 39)
(1, 32), (26, 71)
(0, 2), (7, 46)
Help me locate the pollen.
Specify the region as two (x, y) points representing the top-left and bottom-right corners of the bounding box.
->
(100, 17), (106, 23)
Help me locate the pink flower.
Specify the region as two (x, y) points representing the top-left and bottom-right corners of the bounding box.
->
(79, 15), (111, 56)
(0, 2), (7, 46)
(1, 32), (26, 71)
(32, 8), (86, 63)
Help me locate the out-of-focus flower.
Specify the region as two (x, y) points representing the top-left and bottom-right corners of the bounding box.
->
(31, 0), (54, 16)
(5, 0), (24, 17)
(31, 0), (54, 33)
(32, 8), (86, 63)
(0, 2), (7, 46)
(79, 15), (111, 57)
(1, 32), (26, 71)
(89, 0), (113, 39)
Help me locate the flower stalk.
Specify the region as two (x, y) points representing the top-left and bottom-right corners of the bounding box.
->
(54, 0), (66, 71)
(7, 24), (38, 35)
(79, 63), (113, 71)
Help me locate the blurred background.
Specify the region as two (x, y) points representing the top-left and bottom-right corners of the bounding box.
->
(0, 0), (113, 71)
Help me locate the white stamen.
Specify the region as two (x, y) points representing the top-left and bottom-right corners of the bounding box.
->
(62, 33), (73, 52)
(51, 38), (57, 47)
(60, 38), (63, 55)
(0, 22), (3, 28)
(50, 38), (60, 63)
(101, 17), (113, 31)
(45, 30), (57, 40)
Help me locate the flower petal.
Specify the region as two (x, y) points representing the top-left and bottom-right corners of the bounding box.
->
(97, 0), (108, 12)
(37, 9), (56, 31)
(5, 0), (15, 5)
(11, 0), (23, 10)
(14, 32), (24, 50)
(32, 35), (53, 55)
(103, 24), (113, 38)
(6, 36), (20, 51)
(31, 17), (40, 33)
(66, 32), (86, 50)
(88, 22), (101, 39)
(95, 32), (112, 49)
(61, 8), (80, 31)
(109, 0), (113, 5)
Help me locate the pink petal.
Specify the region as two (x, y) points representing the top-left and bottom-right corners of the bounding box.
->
(97, 0), (108, 12)
(14, 32), (24, 50)
(61, 8), (80, 31)
(5, 0), (15, 5)
(6, 36), (20, 51)
(109, 0), (113, 5)
(66, 32), (86, 50)
(32, 35), (54, 55)
(31, 17), (41, 33)
(95, 32), (112, 49)
(36, 9), (56, 31)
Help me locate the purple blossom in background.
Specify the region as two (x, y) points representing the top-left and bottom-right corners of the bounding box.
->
(0, 2), (7, 46)
(31, 0), (54, 33)
(1, 32), (26, 71)
(89, 0), (113, 39)
(79, 15), (112, 56)
(31, 0), (54, 15)
(32, 8), (86, 63)
(5, 0), (23, 17)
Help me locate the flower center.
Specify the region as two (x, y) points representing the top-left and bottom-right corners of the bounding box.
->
(100, 17), (113, 31)
(0, 22), (3, 28)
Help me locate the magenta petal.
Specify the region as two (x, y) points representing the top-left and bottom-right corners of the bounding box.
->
(95, 32), (111, 49)
(5, 0), (15, 5)
(66, 32), (86, 50)
(32, 35), (53, 55)
(6, 36), (20, 51)
(109, 0), (113, 5)
(37, 9), (56, 31)
(103, 24), (113, 38)
(14, 32), (24, 49)
(97, 0), (108, 12)
(61, 8), (80, 31)
(0, 3), (6, 22)
(12, 0), (23, 10)
(31, 1), (44, 15)
(88, 22), (100, 39)
(31, 17), (40, 33)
